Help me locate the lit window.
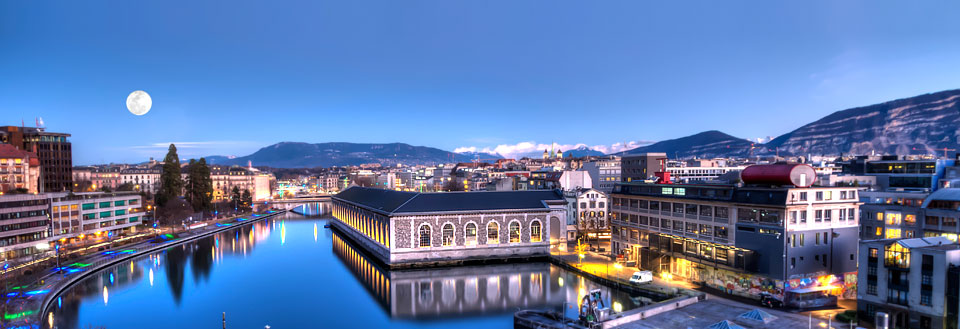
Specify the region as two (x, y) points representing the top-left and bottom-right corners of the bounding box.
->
(465, 223), (477, 245)
(442, 224), (454, 246)
(531, 221), (542, 242)
(487, 222), (499, 244)
(419, 225), (431, 247)
(509, 222), (521, 243)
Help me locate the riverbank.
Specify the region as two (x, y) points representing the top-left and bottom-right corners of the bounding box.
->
(1, 210), (286, 328)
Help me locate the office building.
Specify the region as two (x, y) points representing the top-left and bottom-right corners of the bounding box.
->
(48, 192), (145, 241)
(0, 126), (73, 192)
(621, 153), (667, 182)
(0, 194), (49, 266)
(610, 164), (861, 307)
(580, 156), (621, 193)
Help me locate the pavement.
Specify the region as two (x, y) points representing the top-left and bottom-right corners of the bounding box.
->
(0, 210), (281, 328)
(551, 243), (859, 328)
(613, 298), (847, 329)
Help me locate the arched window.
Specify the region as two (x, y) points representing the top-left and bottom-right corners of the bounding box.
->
(530, 221), (542, 242)
(487, 222), (499, 244)
(509, 221), (521, 243)
(419, 224), (431, 247)
(465, 223), (477, 246)
(442, 224), (455, 246)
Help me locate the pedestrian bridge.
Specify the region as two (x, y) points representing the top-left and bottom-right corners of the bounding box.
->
(271, 195), (331, 216)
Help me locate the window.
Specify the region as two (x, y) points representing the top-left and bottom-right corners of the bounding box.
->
(815, 191), (824, 201)
(799, 234), (805, 246)
(509, 222), (521, 243)
(920, 291), (932, 306)
(791, 234), (796, 247)
(442, 224), (455, 246)
(419, 225), (431, 247)
(487, 222), (499, 244)
(790, 257), (796, 269)
(799, 192), (807, 201)
(714, 207), (728, 219)
(824, 210), (831, 222)
(876, 227), (883, 237)
(790, 211), (798, 224)
(714, 226), (728, 239)
(885, 228), (902, 239)
(905, 214), (916, 225)
(815, 210), (823, 222)
(815, 232), (820, 245)
(530, 221), (542, 242)
(869, 248), (878, 259)
(886, 213), (902, 225)
(800, 211), (807, 223)
(866, 283), (877, 295)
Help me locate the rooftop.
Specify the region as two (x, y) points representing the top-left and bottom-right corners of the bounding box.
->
(334, 186), (564, 215)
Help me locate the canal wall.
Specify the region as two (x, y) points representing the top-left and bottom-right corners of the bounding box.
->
(34, 210), (288, 326)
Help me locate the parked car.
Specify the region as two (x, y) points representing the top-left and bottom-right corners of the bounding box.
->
(759, 292), (783, 308)
(629, 271), (653, 285)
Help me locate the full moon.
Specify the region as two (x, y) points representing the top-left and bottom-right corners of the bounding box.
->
(126, 90), (152, 116)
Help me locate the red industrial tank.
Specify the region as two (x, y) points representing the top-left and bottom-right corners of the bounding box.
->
(740, 163), (817, 187)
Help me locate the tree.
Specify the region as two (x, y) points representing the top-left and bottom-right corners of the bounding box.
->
(230, 186), (241, 211)
(195, 158), (213, 211)
(184, 158), (214, 213)
(117, 182), (136, 191)
(442, 177), (464, 192)
(241, 189), (253, 211)
(157, 144), (182, 207)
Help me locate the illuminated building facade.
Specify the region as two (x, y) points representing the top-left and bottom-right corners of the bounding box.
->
(331, 187), (566, 267)
(48, 192), (145, 241)
(611, 182), (861, 307)
(858, 237), (959, 329)
(0, 143), (41, 194)
(0, 194), (49, 266)
(0, 126), (73, 192)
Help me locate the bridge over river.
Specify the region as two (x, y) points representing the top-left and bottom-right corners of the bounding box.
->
(270, 195), (331, 215)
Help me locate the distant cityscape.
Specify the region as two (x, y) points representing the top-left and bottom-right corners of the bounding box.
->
(3, 116), (960, 328)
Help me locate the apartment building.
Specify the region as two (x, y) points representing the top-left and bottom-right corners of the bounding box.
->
(858, 237), (959, 329)
(0, 144), (41, 194)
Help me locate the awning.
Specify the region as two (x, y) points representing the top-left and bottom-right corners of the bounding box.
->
(787, 285), (840, 294)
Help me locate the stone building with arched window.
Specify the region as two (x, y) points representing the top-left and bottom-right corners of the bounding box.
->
(331, 186), (566, 267)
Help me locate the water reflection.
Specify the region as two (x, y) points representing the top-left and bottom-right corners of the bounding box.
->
(330, 229), (657, 320)
(44, 212), (659, 329)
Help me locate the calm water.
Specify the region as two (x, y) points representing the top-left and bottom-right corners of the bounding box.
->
(44, 211), (655, 329)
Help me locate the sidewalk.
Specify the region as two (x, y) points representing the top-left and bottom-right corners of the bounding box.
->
(0, 210), (283, 328)
(550, 247), (857, 327)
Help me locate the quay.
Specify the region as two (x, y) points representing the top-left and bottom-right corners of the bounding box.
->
(2, 209), (287, 328)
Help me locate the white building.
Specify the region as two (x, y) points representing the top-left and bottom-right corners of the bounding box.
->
(858, 237), (959, 329)
(559, 171), (592, 191)
(49, 192), (145, 240)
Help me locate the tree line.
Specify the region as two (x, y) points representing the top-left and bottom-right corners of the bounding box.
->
(154, 144), (253, 225)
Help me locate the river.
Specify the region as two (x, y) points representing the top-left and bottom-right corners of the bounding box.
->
(44, 211), (657, 328)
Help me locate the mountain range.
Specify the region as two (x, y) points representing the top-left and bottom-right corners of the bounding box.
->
(207, 89), (960, 167)
(623, 88), (960, 158)
(207, 142), (501, 168)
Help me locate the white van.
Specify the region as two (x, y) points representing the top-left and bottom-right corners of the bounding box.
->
(629, 271), (653, 285)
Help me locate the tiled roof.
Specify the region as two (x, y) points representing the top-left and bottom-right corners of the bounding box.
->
(334, 186), (563, 214)
(0, 143), (35, 159)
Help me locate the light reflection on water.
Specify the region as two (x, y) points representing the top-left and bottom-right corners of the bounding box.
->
(44, 211), (659, 329)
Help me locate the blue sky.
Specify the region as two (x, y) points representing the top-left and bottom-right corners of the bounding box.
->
(2, 0), (960, 164)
